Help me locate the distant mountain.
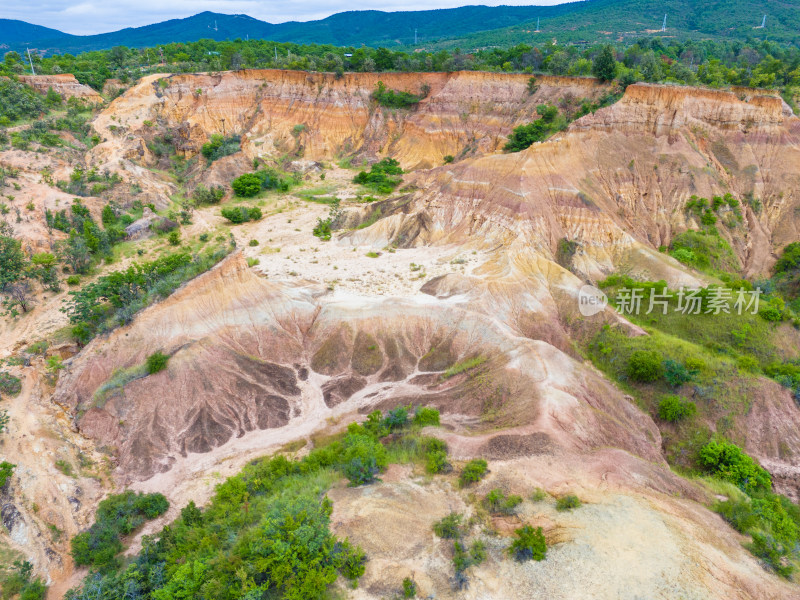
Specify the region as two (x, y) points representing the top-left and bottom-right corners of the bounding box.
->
(423, 0), (800, 50)
(0, 19), (71, 46)
(4, 1), (800, 56)
(5, 7), (583, 55)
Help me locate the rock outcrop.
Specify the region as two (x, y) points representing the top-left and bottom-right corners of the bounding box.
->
(19, 74), (103, 103)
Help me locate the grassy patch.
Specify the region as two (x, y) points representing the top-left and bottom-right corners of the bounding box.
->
(442, 356), (487, 379)
(92, 363), (149, 407)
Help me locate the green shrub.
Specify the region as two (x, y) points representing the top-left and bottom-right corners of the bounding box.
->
(657, 395), (697, 422)
(341, 432), (388, 485)
(55, 459), (75, 477)
(555, 494), (582, 511)
(715, 493), (800, 577)
(701, 210), (717, 226)
(221, 206), (263, 224)
(671, 247), (697, 266)
(2, 560), (47, 600)
(483, 489), (523, 515)
(193, 184), (225, 204)
(402, 577), (417, 598)
(313, 217), (332, 240)
(231, 168), (294, 197)
(530, 487), (548, 502)
(413, 406), (440, 427)
(0, 80), (45, 123)
(663, 359), (696, 387)
(200, 134), (240, 163)
(627, 350), (663, 382)
(231, 173), (262, 197)
(167, 230), (181, 246)
(0, 461), (14, 487)
(699, 439), (771, 496)
(383, 406), (409, 430)
(759, 299), (785, 322)
(459, 459), (488, 487)
(248, 239), (259, 247)
(433, 512), (463, 539)
(508, 525), (547, 561)
(425, 449), (450, 474)
(504, 104), (565, 152)
(0, 371), (22, 397)
(452, 539), (480, 572)
(372, 81), (424, 109)
(145, 351), (169, 374)
(670, 230), (739, 275)
(353, 158), (404, 194)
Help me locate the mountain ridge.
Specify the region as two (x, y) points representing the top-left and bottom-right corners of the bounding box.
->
(4, 1), (800, 56)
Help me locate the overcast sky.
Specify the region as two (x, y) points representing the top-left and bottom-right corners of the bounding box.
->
(3, 0), (571, 35)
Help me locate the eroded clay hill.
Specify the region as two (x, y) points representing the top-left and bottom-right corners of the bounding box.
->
(371, 83), (800, 281)
(91, 70), (610, 170)
(6, 70), (800, 598)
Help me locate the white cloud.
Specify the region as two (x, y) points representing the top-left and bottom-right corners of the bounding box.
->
(2, 0), (570, 35)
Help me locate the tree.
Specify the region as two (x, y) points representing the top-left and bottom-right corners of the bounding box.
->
(31, 252), (60, 291)
(593, 45), (617, 82)
(101, 204), (117, 226)
(0, 221), (26, 290)
(57, 230), (91, 274)
(4, 281), (34, 314)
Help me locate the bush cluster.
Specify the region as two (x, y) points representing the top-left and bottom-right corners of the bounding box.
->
(1, 560), (47, 600)
(70, 491), (169, 570)
(192, 184), (225, 204)
(220, 205), (262, 224)
(504, 104), (566, 152)
(66, 410), (448, 599)
(483, 488), (523, 515)
(508, 525), (547, 562)
(200, 134), (240, 163)
(459, 458), (488, 487)
(699, 439), (772, 496)
(353, 158), (404, 194)
(0, 371), (22, 397)
(555, 494), (582, 511)
(657, 395), (697, 422)
(0, 79), (45, 123)
(145, 351), (169, 374)
(231, 168), (295, 197)
(372, 81), (425, 108)
(63, 249), (230, 344)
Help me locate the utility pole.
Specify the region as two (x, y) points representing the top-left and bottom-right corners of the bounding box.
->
(26, 48), (35, 75)
(661, 14), (667, 32)
(221, 118), (226, 136)
(535, 18), (540, 33)
(414, 28), (418, 44)
(275, 46), (278, 62)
